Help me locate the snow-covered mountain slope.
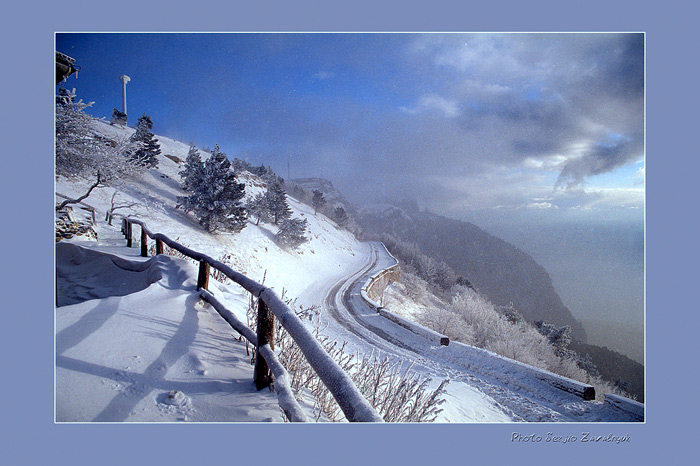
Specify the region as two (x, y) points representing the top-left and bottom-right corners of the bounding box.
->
(54, 119), (377, 423)
(286, 177), (353, 210)
(56, 119), (642, 423)
(58, 119), (362, 302)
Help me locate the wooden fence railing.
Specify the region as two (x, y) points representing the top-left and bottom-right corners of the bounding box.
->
(120, 217), (383, 423)
(55, 192), (97, 224)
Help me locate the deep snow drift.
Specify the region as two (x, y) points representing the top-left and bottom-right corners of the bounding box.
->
(56, 235), (290, 422)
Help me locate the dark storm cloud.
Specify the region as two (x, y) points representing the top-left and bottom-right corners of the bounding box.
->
(172, 33), (643, 207)
(146, 33), (644, 211)
(555, 136), (638, 189)
(585, 33), (645, 99)
(512, 139), (561, 157)
(394, 33), (645, 195)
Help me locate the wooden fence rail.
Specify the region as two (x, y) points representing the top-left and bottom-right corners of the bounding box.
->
(199, 289), (308, 422)
(55, 192), (97, 224)
(120, 217), (383, 423)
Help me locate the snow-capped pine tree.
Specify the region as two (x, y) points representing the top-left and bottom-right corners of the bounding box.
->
(128, 113), (161, 169)
(535, 321), (573, 358)
(245, 192), (272, 225)
(312, 190), (327, 215)
(274, 217), (309, 250)
(333, 206), (349, 227)
(266, 178), (292, 225)
(232, 158), (254, 173)
(110, 108), (127, 125)
(251, 164), (269, 178)
(178, 144), (247, 232)
(251, 164), (280, 184)
(178, 144), (205, 193)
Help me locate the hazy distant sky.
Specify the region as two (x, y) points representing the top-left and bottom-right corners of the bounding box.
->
(56, 32), (644, 227)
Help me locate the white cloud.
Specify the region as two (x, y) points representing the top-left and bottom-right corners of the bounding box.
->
(523, 154), (569, 171)
(458, 79), (512, 98)
(524, 201), (557, 210)
(554, 186), (644, 212)
(400, 94), (461, 117)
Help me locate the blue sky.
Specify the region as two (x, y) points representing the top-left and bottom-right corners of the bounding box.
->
(56, 32), (644, 227)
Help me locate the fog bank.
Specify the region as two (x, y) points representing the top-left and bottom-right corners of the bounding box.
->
(465, 214), (644, 364)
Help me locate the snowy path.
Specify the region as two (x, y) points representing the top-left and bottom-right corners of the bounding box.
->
(316, 242), (639, 422)
(55, 236), (299, 423)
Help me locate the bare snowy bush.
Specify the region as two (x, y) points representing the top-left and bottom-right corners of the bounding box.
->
(446, 289), (573, 370)
(381, 235), (458, 294)
(351, 352), (448, 422)
(418, 307), (474, 343)
(400, 265), (430, 301)
(411, 284), (628, 401)
(209, 255), (239, 285)
(56, 89), (144, 183)
(447, 290), (508, 348)
(105, 191), (139, 225)
(485, 324), (554, 368)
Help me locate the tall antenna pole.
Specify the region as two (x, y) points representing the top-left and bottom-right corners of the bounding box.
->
(119, 75), (131, 116)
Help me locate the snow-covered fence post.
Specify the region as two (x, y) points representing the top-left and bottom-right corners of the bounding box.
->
(259, 289), (383, 422)
(126, 220), (133, 247)
(199, 289), (309, 422)
(197, 261), (210, 291)
(156, 238), (164, 255)
(254, 297), (275, 390)
(140, 226), (148, 257)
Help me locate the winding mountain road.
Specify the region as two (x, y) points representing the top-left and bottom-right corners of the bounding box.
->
(319, 242), (641, 422)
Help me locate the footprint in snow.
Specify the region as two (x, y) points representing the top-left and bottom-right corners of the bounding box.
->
(162, 390), (189, 407)
(187, 353), (208, 375)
